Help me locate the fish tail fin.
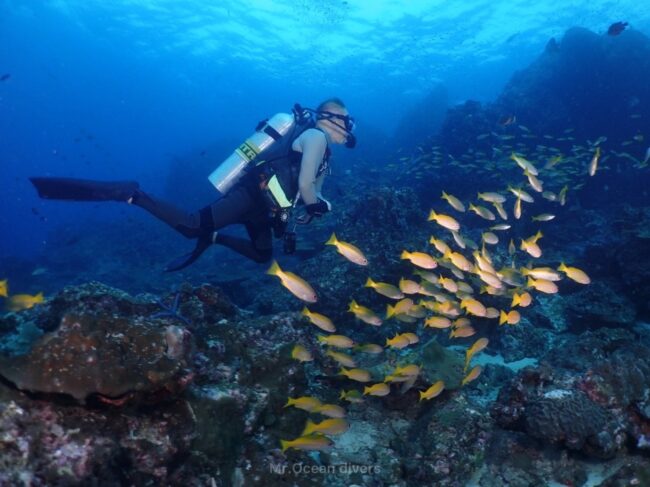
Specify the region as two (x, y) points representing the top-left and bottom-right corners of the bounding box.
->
(266, 260), (281, 276)
(558, 262), (567, 272)
(400, 250), (409, 259)
(499, 310), (507, 325)
(348, 300), (357, 312)
(301, 307), (310, 317)
(427, 209), (436, 221)
(512, 293), (521, 307)
(363, 386), (370, 395)
(527, 277), (534, 287)
(418, 391), (425, 401)
(301, 420), (315, 436)
(386, 304), (395, 318)
(325, 233), (338, 246)
(284, 398), (294, 408)
(364, 277), (374, 288)
(280, 439), (291, 452)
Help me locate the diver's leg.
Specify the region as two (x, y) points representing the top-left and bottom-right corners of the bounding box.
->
(213, 220), (273, 263)
(129, 190), (206, 238)
(164, 186), (261, 271)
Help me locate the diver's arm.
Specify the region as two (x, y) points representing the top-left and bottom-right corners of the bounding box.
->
(296, 129), (327, 205)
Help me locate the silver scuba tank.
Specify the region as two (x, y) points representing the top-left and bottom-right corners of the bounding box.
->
(208, 112), (296, 195)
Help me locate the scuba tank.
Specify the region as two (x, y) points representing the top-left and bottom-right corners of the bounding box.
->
(208, 107), (310, 195)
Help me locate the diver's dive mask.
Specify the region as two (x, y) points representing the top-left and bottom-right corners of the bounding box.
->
(316, 110), (357, 148)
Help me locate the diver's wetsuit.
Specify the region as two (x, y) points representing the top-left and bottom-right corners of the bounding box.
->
(130, 175), (273, 269)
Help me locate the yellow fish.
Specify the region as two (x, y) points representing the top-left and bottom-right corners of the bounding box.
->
(317, 334), (355, 348)
(340, 367), (372, 383)
(425, 316), (452, 329)
(438, 276), (458, 293)
(6, 292), (44, 312)
(510, 153), (539, 175)
(364, 383), (391, 396)
(558, 185), (568, 206)
(532, 213), (555, 222)
(429, 236), (451, 255)
(365, 277), (404, 300)
(399, 278), (421, 295)
(386, 298), (414, 318)
(491, 201), (508, 220)
(301, 418), (350, 436)
(291, 344), (313, 362)
(450, 323), (476, 338)
(462, 365), (482, 386)
(468, 203), (496, 221)
(355, 343), (383, 354)
(558, 263), (591, 284)
(0, 279), (8, 298)
(443, 250), (472, 271)
(520, 231), (543, 258)
(589, 147), (600, 177)
(326, 350), (357, 368)
(281, 433), (333, 452)
(285, 396), (323, 412)
(401, 250), (437, 269)
(513, 197), (522, 220)
(267, 261), (317, 302)
(477, 192), (506, 203)
(348, 299), (383, 326)
(301, 307), (336, 332)
(419, 380), (445, 401)
(482, 232), (499, 245)
(441, 191), (466, 212)
(326, 233), (368, 266)
(428, 210), (460, 231)
(527, 277), (558, 294)
(508, 239), (516, 255)
(340, 389), (364, 403)
(460, 298), (487, 317)
(511, 291), (533, 308)
(508, 186), (534, 203)
(465, 337), (489, 371)
(385, 333), (415, 349)
(315, 404), (346, 418)
(520, 266), (561, 281)
(499, 310), (521, 326)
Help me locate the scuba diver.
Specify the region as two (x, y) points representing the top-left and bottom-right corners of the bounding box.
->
(29, 98), (356, 271)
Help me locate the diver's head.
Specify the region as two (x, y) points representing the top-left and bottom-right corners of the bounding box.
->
(315, 98), (356, 148)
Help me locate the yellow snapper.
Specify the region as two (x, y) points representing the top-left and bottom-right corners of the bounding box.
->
(477, 192), (506, 204)
(291, 344), (313, 362)
(520, 231), (543, 258)
(364, 383), (391, 396)
(589, 146), (600, 176)
(340, 389), (364, 403)
(365, 277), (404, 300)
(532, 213), (555, 222)
(499, 310), (521, 325)
(281, 433), (333, 452)
(441, 191), (466, 212)
(355, 343), (384, 354)
(6, 292), (44, 312)
(429, 236), (451, 255)
(558, 263), (591, 284)
(285, 396), (323, 412)
(315, 404), (347, 418)
(510, 153), (539, 175)
(401, 250), (438, 269)
(527, 277), (558, 294)
(302, 418), (350, 436)
(0, 279), (8, 298)
(462, 365), (482, 386)
(317, 334), (355, 348)
(267, 261), (317, 302)
(348, 299), (383, 326)
(520, 266), (561, 281)
(465, 337), (489, 371)
(468, 203), (496, 221)
(428, 210), (460, 231)
(301, 307), (336, 332)
(511, 291), (533, 308)
(340, 367), (372, 382)
(419, 380), (445, 401)
(326, 349), (357, 368)
(425, 316), (452, 329)
(326, 233), (368, 266)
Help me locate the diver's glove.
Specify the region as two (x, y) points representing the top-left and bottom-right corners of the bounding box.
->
(297, 199), (331, 224)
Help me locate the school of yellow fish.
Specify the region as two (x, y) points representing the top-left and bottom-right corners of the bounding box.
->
(269, 136), (603, 453)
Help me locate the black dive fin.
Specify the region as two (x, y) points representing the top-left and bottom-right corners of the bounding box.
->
(29, 177), (139, 202)
(164, 236), (213, 272)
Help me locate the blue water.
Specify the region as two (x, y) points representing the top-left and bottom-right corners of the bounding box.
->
(0, 0), (649, 282)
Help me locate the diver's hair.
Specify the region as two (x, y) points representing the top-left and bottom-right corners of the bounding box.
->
(317, 97), (346, 113)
